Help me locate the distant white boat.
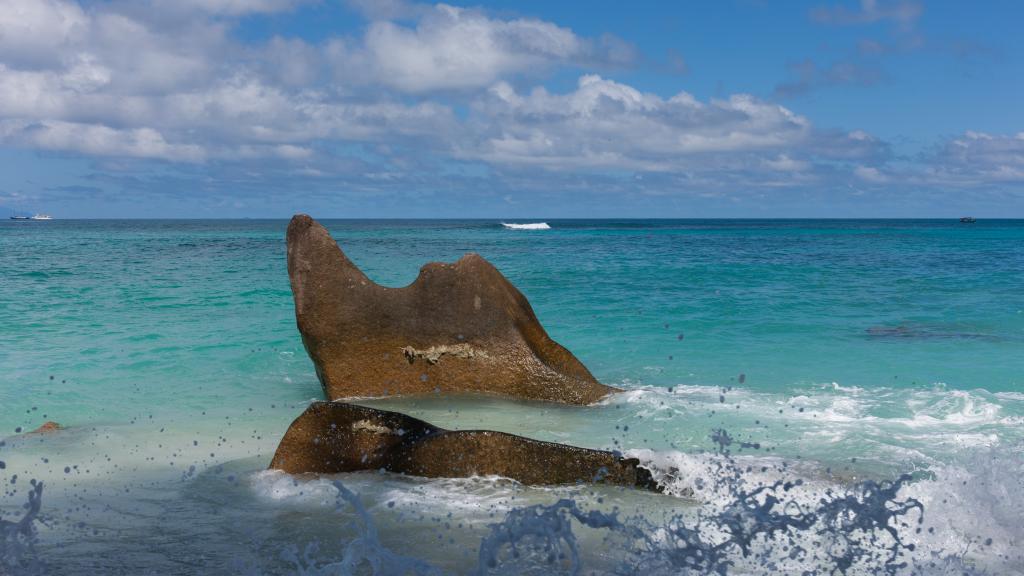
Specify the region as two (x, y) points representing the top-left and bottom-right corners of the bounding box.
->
(501, 222), (550, 230)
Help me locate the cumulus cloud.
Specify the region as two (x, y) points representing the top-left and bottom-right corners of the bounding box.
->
(0, 0), (88, 68)
(0, 0), (460, 162)
(466, 76), (815, 170)
(0, 0), (1013, 210)
(364, 7), (583, 92)
(0, 120), (205, 162)
(925, 131), (1024, 184)
(461, 75), (888, 187)
(328, 4), (635, 93)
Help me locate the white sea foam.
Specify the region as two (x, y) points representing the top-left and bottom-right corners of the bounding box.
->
(250, 470), (344, 507)
(249, 469), (567, 520)
(627, 448), (829, 500)
(500, 222), (551, 230)
(627, 442), (1022, 574)
(829, 381), (866, 393)
(995, 391), (1024, 401)
(597, 382), (1023, 470)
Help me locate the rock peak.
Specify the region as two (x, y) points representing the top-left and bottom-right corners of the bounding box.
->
(286, 215), (616, 404)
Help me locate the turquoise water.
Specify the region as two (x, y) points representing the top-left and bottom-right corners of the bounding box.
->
(2, 219), (1023, 574)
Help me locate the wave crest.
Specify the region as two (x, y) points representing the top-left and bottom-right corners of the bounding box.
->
(501, 222), (551, 230)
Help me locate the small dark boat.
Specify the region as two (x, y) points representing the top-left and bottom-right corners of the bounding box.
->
(959, 216), (976, 223)
(9, 215), (30, 220)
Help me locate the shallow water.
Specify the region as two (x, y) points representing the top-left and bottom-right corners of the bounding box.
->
(1, 219), (1023, 574)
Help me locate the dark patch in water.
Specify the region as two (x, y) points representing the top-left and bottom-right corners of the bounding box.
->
(865, 324), (1000, 341)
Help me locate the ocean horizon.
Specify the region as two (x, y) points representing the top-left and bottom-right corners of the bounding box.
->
(6, 217), (1020, 220)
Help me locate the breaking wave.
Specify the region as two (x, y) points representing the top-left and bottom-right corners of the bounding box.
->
(601, 383), (1023, 467)
(6, 381), (1022, 574)
(239, 432), (1023, 575)
(500, 222), (551, 230)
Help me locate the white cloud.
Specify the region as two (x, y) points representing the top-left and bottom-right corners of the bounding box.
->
(464, 75), (817, 172)
(0, 0), (458, 162)
(854, 165), (888, 183)
(340, 4), (586, 92)
(764, 155), (811, 172)
(0, 120), (205, 161)
(152, 0), (315, 16)
(925, 131), (1024, 184)
(326, 3), (635, 93)
(1, 0), (1009, 203)
(1, 0), (633, 164)
(0, 0), (88, 68)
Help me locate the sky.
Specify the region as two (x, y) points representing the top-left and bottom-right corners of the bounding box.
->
(0, 0), (1022, 218)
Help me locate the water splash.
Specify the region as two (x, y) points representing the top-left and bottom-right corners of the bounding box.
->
(245, 425), (1019, 575)
(0, 480), (45, 575)
(278, 480), (444, 576)
(470, 429), (979, 575)
(473, 498), (625, 575)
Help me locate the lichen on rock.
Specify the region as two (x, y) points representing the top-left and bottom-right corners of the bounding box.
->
(401, 343), (487, 365)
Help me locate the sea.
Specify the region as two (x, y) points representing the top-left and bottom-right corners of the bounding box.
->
(1, 218), (1022, 575)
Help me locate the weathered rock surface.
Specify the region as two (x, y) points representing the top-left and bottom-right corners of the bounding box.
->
(269, 402), (660, 491)
(29, 421), (63, 434)
(287, 214), (617, 405)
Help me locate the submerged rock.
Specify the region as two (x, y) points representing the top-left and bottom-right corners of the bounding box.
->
(29, 421), (63, 434)
(865, 324), (997, 341)
(287, 214), (616, 405)
(269, 402), (661, 491)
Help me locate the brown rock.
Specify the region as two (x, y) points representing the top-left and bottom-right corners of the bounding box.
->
(269, 402), (660, 491)
(29, 421), (63, 434)
(287, 214), (617, 405)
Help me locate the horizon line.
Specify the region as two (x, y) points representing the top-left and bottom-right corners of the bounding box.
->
(3, 216), (1020, 221)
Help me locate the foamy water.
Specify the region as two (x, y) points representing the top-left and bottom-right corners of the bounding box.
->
(500, 222), (551, 230)
(2, 219), (1023, 574)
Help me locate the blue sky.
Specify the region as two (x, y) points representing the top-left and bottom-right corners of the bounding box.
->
(1, 0), (1022, 218)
